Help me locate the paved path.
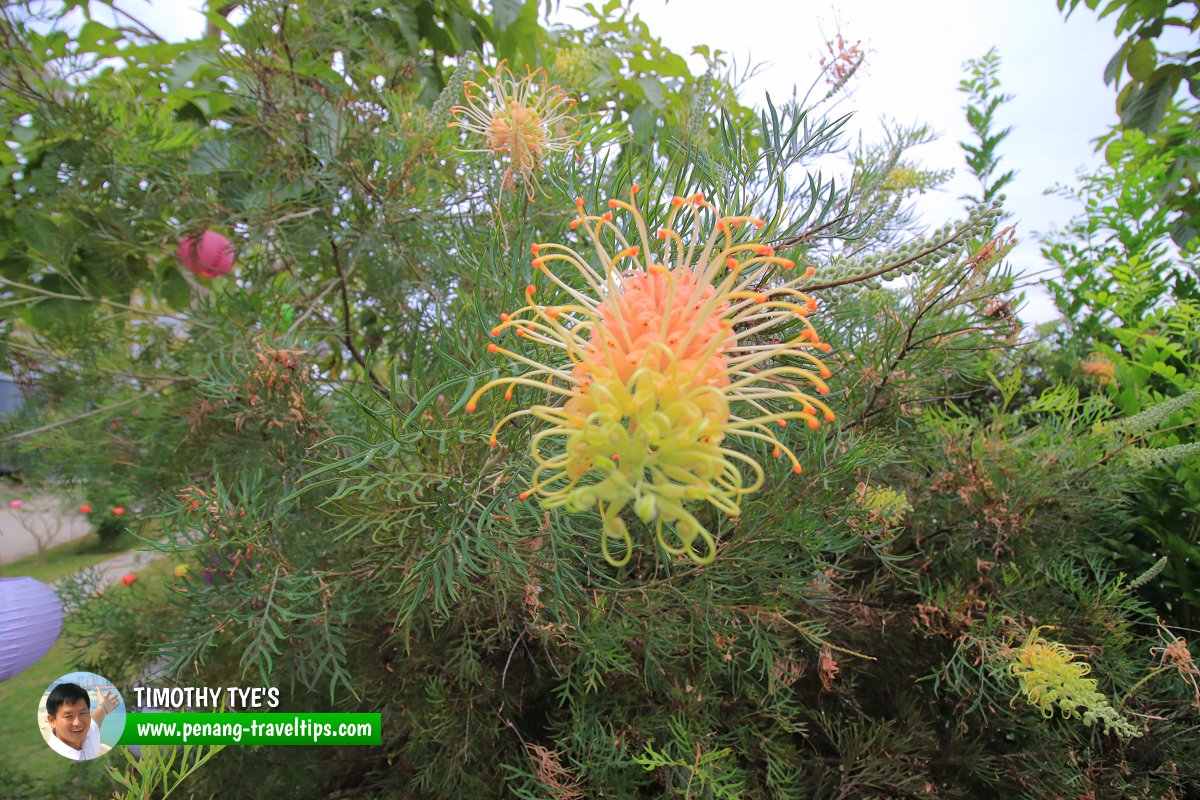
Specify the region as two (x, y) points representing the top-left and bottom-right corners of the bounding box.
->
(0, 494), (93, 564)
(0, 490), (177, 592)
(51, 545), (169, 592)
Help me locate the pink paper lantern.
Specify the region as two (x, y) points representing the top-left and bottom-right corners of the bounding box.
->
(177, 231), (235, 279)
(0, 577), (63, 682)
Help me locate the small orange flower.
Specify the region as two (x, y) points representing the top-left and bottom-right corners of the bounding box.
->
(818, 648), (839, 692)
(1081, 352), (1116, 385)
(467, 187), (835, 565)
(450, 61), (576, 196)
(1150, 620), (1199, 705)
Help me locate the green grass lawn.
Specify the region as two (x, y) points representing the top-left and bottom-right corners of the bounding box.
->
(0, 546), (185, 797)
(0, 623), (87, 791)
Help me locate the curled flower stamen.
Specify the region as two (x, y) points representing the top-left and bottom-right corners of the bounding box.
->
(468, 187), (836, 565)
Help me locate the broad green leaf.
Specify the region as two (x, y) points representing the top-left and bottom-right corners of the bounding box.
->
(166, 48), (217, 93)
(1119, 71), (1176, 132)
(203, 9), (238, 37)
(11, 124), (39, 145)
(25, 274), (94, 332)
(386, 5), (420, 53)
(77, 20), (121, 55)
(638, 76), (666, 109)
(160, 268), (192, 311)
(1126, 38), (1157, 80)
(493, 0), (523, 30)
(1104, 39), (1130, 85)
(190, 139), (232, 173)
(15, 208), (63, 261)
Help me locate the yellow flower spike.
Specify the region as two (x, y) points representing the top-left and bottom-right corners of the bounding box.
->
(467, 187), (836, 566)
(1009, 626), (1141, 738)
(856, 483), (912, 527)
(449, 61), (577, 197)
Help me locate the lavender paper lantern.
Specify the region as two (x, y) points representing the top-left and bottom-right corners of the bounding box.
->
(0, 577), (63, 682)
(177, 231), (235, 279)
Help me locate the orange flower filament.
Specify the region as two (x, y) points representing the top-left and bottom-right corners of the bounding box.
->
(450, 62), (576, 195)
(467, 187), (835, 565)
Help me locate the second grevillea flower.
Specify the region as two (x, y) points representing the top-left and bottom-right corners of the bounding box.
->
(450, 61), (576, 196)
(467, 187), (835, 565)
(1009, 626), (1141, 738)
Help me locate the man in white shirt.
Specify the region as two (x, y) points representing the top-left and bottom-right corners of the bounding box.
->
(44, 682), (118, 761)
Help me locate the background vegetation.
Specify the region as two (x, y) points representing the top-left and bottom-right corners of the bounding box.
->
(0, 1), (1196, 797)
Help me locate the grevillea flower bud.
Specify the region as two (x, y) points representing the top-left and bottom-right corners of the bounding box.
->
(468, 187), (836, 565)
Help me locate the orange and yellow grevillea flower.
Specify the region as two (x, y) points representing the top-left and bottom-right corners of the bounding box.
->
(450, 61), (576, 196)
(467, 187), (835, 565)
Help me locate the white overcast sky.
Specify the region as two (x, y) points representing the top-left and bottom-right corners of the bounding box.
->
(99, 0), (1160, 322)
(556, 0), (1151, 323)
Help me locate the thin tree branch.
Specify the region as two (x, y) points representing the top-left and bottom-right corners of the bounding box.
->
(0, 385), (180, 443)
(329, 241), (389, 399)
(0, 276), (217, 330)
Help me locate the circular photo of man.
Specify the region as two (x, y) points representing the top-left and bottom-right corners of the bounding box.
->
(38, 672), (126, 761)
